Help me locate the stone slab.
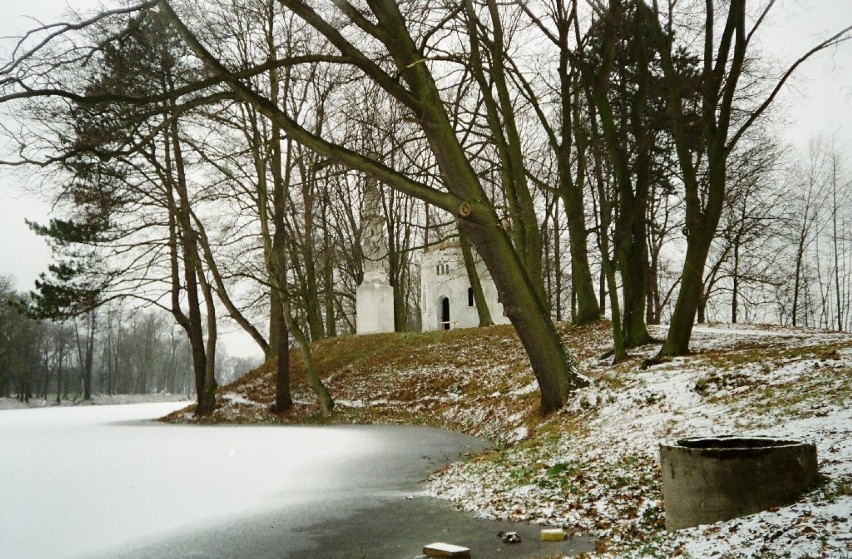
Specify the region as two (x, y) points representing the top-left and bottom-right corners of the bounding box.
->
(423, 542), (472, 558)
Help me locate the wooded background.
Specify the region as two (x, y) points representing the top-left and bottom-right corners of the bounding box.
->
(1, 0), (849, 413)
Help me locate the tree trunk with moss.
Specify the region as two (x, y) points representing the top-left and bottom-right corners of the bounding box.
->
(269, 286), (292, 413)
(284, 299), (333, 416)
(459, 228), (493, 327)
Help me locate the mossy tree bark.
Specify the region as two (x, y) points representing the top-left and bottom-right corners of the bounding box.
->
(460, 214), (584, 412)
(640, 1), (744, 356)
(462, 0), (547, 306)
(581, 0), (655, 349)
(459, 228), (494, 328)
(263, 7), (294, 412)
(586, 105), (627, 363)
(512, 1), (601, 325)
(268, 286), (292, 413)
(267, 112), (293, 413)
(250, 101), (292, 412)
(559, 12), (602, 326)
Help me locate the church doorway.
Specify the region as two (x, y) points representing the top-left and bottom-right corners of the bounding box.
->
(439, 296), (450, 330)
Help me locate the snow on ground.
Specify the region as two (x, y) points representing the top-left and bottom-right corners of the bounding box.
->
(429, 324), (852, 558)
(0, 393), (190, 410)
(157, 321), (850, 557)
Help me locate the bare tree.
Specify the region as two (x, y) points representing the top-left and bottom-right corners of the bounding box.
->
(158, 0), (586, 413)
(698, 135), (785, 323)
(511, 0), (603, 325)
(2, 8), (223, 412)
(638, 0), (851, 355)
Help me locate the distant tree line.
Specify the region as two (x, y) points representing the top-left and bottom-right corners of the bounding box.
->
(1, 0), (849, 414)
(0, 275), (256, 403)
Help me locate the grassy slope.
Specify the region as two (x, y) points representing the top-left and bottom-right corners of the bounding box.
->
(167, 322), (613, 444)
(165, 321), (852, 558)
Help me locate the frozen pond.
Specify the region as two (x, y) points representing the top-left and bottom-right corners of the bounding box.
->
(0, 403), (491, 558)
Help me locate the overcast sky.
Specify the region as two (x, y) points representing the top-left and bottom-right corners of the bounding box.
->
(1, 1), (850, 345)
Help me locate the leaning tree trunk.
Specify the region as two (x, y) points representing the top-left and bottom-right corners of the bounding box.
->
(459, 227), (493, 327)
(283, 299), (334, 416)
(461, 217), (586, 413)
(158, 0), (585, 414)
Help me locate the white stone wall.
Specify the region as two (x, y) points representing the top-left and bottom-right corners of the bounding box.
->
(356, 279), (395, 334)
(420, 243), (509, 331)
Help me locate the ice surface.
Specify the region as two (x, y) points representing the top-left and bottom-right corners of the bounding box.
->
(0, 403), (388, 558)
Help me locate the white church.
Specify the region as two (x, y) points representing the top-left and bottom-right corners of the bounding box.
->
(418, 241), (509, 331)
(355, 183), (508, 334)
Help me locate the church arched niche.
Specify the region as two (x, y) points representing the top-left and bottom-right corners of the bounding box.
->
(438, 296), (450, 330)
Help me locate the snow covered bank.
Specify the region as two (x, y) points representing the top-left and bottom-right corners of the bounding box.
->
(162, 321), (851, 558)
(430, 324), (852, 558)
(0, 393), (190, 410)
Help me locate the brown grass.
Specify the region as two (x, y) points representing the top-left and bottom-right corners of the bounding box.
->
(163, 320), (852, 446)
(162, 321), (613, 444)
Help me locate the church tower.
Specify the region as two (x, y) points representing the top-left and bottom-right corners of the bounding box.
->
(420, 241), (510, 331)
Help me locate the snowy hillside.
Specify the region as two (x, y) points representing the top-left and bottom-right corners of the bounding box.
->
(168, 321), (852, 558)
(431, 324), (852, 558)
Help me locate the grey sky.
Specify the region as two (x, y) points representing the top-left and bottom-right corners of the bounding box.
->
(1, 0), (850, 294)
